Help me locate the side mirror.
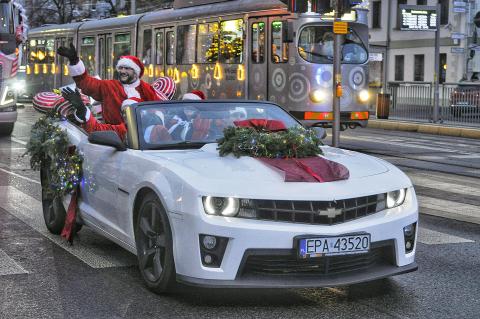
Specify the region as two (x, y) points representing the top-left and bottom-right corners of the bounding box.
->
(312, 127), (327, 139)
(88, 131), (127, 151)
(282, 20), (294, 43)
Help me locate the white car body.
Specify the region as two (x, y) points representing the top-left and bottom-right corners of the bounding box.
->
(58, 101), (418, 288)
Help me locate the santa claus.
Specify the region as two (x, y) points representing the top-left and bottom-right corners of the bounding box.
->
(56, 43), (175, 125)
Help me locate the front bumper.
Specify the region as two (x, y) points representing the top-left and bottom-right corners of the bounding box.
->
(0, 109), (18, 123)
(170, 190), (418, 287)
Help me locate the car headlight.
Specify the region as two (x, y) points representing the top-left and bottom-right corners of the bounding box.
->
(13, 80), (26, 92)
(386, 189), (407, 208)
(203, 196), (239, 217)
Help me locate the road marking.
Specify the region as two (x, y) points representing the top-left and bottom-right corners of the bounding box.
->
(0, 249), (29, 276)
(448, 154), (480, 159)
(0, 167), (40, 184)
(409, 175), (480, 197)
(11, 137), (27, 145)
(417, 195), (480, 219)
(417, 227), (474, 245)
(0, 186), (136, 269)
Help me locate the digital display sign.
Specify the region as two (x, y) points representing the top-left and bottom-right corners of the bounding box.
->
(399, 5), (437, 31)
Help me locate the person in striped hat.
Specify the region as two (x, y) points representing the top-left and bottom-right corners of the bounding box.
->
(57, 43), (175, 127)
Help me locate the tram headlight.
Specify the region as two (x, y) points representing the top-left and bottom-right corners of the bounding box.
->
(358, 89), (370, 103)
(310, 89), (327, 103)
(13, 80), (26, 92)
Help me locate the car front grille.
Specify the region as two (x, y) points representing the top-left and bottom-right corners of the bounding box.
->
(238, 194), (386, 226)
(240, 243), (394, 277)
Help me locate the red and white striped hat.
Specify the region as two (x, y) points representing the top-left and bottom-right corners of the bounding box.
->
(152, 76), (176, 101)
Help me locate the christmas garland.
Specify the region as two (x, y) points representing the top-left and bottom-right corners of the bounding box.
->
(26, 115), (82, 198)
(217, 126), (323, 158)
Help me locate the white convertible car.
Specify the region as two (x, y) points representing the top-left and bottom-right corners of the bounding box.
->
(41, 100), (418, 293)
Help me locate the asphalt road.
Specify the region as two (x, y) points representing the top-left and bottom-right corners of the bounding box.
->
(0, 106), (479, 319)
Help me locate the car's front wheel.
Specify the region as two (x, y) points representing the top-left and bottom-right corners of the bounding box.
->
(135, 192), (176, 293)
(0, 123), (14, 136)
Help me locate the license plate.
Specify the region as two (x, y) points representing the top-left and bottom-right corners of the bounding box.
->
(298, 234), (370, 258)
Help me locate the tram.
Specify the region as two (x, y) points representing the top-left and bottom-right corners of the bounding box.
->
(26, 0), (370, 128)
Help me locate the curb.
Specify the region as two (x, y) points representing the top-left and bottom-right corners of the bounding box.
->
(367, 119), (480, 139)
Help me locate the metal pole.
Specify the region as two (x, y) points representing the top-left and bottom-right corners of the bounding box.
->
(131, 0), (136, 15)
(433, 3), (441, 123)
(332, 0), (341, 147)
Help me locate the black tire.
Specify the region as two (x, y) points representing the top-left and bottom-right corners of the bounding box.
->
(135, 192), (176, 294)
(40, 162), (67, 234)
(0, 123), (14, 136)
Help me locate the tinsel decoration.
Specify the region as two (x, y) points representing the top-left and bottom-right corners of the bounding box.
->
(26, 115), (82, 198)
(217, 126), (323, 159)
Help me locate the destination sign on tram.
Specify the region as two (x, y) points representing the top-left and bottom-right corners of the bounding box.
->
(399, 5), (437, 31)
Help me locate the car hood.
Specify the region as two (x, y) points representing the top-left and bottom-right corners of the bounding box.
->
(145, 144), (389, 182)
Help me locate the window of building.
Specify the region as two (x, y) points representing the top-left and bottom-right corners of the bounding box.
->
(397, 0), (407, 29)
(395, 55), (404, 81)
(414, 54), (424, 81)
(440, 53), (447, 83)
(251, 22), (265, 64)
(142, 29), (152, 66)
(438, 0), (449, 25)
(176, 24), (196, 64)
(417, 0), (427, 5)
(155, 30), (164, 65)
(113, 33), (131, 68)
(219, 19), (244, 64)
(372, 1), (381, 29)
(80, 36), (96, 74)
(197, 22), (219, 63)
(166, 31), (175, 65)
(271, 21), (289, 63)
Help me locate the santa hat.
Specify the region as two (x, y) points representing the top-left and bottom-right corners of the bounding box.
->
(116, 56), (144, 78)
(121, 97), (144, 111)
(182, 90), (206, 100)
(152, 76), (176, 100)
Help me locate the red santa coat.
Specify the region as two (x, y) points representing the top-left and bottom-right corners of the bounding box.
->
(68, 60), (160, 125)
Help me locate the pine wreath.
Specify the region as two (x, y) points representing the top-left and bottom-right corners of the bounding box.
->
(217, 125), (323, 158)
(26, 115), (82, 198)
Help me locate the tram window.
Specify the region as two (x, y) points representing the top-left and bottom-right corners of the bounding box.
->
(0, 3), (13, 34)
(80, 37), (96, 75)
(166, 31), (175, 65)
(251, 22), (265, 64)
(113, 33), (131, 67)
(219, 19), (244, 64)
(142, 29), (152, 65)
(155, 31), (164, 65)
(177, 24), (196, 64)
(35, 39), (46, 64)
(298, 26), (367, 64)
(45, 38), (55, 64)
(197, 22), (218, 64)
(271, 21), (288, 63)
(28, 39), (37, 63)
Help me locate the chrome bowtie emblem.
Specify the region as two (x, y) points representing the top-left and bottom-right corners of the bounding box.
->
(317, 207), (343, 218)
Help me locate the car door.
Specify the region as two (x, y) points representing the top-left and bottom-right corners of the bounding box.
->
(79, 140), (125, 239)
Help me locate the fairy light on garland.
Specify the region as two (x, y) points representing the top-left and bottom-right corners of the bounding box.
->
(25, 115), (83, 198)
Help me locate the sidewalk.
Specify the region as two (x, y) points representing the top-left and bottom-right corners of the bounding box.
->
(367, 118), (480, 139)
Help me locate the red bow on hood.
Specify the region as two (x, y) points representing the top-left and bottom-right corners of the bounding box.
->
(233, 119), (287, 132)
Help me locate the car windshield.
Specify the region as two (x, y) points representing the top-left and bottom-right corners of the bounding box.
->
(136, 102), (302, 149)
(298, 26), (368, 64)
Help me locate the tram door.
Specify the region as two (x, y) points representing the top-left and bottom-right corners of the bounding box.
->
(98, 34), (113, 80)
(248, 18), (268, 100)
(153, 27), (175, 78)
(54, 37), (70, 87)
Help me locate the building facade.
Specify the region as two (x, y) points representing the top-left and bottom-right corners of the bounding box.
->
(367, 0), (479, 88)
